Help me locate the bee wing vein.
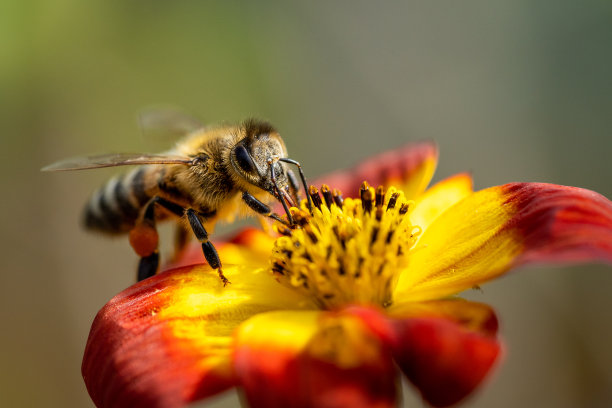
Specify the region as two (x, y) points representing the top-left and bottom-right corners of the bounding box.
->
(41, 153), (192, 171)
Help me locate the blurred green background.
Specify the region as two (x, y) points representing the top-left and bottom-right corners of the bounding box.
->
(2, 1), (611, 407)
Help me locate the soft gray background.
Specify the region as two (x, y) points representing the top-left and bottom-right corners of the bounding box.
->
(2, 1), (611, 407)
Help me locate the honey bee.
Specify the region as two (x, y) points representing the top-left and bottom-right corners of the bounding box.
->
(43, 119), (312, 284)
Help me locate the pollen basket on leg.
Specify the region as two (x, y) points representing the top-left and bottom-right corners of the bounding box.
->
(270, 183), (421, 309)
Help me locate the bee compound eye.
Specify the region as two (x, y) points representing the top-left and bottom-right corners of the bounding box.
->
(235, 144), (256, 173)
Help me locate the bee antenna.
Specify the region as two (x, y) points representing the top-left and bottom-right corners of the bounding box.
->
(279, 157), (313, 213)
(270, 161), (294, 225)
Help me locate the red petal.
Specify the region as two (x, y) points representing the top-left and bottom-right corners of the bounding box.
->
(349, 304), (501, 407)
(314, 141), (438, 198)
(82, 269), (236, 408)
(504, 183), (612, 265)
(390, 317), (501, 407)
(387, 299), (499, 338)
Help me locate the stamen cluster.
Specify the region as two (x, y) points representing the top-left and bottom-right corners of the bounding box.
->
(270, 182), (421, 309)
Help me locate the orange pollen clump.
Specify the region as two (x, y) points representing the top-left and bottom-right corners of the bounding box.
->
(129, 223), (159, 257)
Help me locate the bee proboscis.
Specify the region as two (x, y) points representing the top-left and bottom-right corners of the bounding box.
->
(43, 119), (312, 284)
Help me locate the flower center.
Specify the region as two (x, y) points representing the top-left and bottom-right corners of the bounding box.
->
(270, 182), (421, 310)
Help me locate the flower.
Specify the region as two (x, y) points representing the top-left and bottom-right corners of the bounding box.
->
(82, 142), (612, 408)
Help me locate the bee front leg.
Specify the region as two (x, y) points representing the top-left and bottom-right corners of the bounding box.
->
(286, 168), (300, 207)
(130, 196), (183, 281)
(242, 191), (291, 226)
(185, 209), (229, 286)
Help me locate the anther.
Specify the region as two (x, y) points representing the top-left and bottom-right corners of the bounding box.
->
(376, 207), (384, 222)
(321, 184), (334, 208)
(370, 227), (379, 245)
(308, 185), (323, 210)
(332, 225), (346, 249)
(360, 181), (370, 200)
(292, 211), (311, 227)
(332, 189), (344, 207)
(375, 186), (385, 208)
(304, 225), (318, 243)
(362, 188), (374, 214)
(277, 225), (293, 236)
(387, 192), (399, 210)
(272, 262), (286, 276)
(399, 203), (410, 215)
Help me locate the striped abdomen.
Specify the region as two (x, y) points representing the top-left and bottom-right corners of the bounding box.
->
(83, 167), (154, 234)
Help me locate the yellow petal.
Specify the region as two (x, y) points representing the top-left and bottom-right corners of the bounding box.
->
(235, 310), (321, 352)
(395, 183), (612, 301)
(218, 228), (276, 267)
(394, 145), (438, 199)
(160, 264), (318, 339)
(410, 173), (473, 234)
(394, 186), (522, 301)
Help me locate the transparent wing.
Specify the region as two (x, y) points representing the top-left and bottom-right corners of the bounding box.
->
(41, 153), (193, 172)
(137, 106), (204, 141)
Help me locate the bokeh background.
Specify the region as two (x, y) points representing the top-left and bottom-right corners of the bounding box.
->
(2, 1), (611, 407)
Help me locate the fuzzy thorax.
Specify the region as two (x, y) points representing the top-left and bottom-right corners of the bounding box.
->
(270, 182), (421, 310)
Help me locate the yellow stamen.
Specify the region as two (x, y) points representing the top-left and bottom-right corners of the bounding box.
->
(270, 182), (421, 309)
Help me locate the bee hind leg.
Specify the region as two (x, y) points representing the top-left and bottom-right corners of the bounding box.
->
(130, 196), (184, 281)
(186, 209), (229, 286)
(137, 253), (160, 282)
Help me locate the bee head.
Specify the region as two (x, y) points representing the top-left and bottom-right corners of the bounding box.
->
(230, 119), (290, 196)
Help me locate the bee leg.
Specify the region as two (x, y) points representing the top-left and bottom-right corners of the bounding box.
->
(130, 196), (184, 281)
(138, 253), (160, 282)
(242, 191), (291, 226)
(279, 158), (313, 213)
(287, 168), (300, 206)
(269, 163), (294, 225)
(186, 209), (229, 286)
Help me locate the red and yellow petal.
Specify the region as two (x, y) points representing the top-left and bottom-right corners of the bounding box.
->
(233, 310), (398, 408)
(387, 298), (499, 337)
(348, 302), (501, 408)
(388, 317), (501, 407)
(83, 264), (317, 408)
(395, 183), (612, 301)
(315, 141), (438, 199)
